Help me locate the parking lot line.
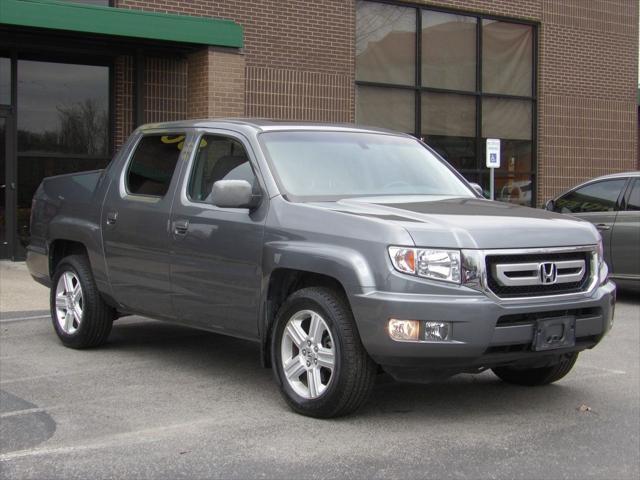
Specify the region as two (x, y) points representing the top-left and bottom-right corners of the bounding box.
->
(0, 315), (50, 323)
(0, 416), (222, 463)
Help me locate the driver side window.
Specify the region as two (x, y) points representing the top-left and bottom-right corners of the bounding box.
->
(187, 135), (257, 202)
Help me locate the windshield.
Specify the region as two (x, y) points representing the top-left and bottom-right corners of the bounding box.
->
(260, 131), (474, 200)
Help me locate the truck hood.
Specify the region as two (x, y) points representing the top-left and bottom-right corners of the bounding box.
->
(308, 196), (599, 249)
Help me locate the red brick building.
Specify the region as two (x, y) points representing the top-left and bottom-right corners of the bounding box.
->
(0, 0), (638, 259)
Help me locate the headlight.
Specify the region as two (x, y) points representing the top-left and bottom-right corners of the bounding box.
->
(596, 236), (604, 266)
(388, 246), (461, 283)
(596, 236), (609, 285)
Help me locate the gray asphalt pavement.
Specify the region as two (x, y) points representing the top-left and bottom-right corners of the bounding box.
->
(0, 262), (639, 479)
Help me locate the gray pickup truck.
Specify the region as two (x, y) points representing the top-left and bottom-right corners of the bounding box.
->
(27, 120), (615, 418)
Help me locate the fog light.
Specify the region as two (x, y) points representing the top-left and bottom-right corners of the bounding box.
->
(387, 319), (420, 342)
(424, 321), (451, 341)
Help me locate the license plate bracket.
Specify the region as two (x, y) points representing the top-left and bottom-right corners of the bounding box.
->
(532, 315), (576, 351)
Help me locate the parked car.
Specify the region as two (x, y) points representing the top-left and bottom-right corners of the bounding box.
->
(545, 172), (640, 289)
(27, 120), (615, 418)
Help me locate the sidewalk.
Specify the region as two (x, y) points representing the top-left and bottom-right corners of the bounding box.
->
(0, 261), (49, 316)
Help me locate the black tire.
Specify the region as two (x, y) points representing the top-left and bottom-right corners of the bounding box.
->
(271, 287), (376, 418)
(492, 352), (579, 386)
(50, 254), (114, 349)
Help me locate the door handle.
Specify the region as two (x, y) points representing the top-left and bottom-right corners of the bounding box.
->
(106, 211), (118, 225)
(173, 219), (189, 235)
(595, 223), (611, 231)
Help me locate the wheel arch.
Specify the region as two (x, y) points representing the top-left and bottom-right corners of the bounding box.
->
(260, 268), (351, 368)
(49, 239), (89, 277)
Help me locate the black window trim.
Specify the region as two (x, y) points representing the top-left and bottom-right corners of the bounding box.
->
(355, 0), (538, 205)
(123, 131), (188, 200)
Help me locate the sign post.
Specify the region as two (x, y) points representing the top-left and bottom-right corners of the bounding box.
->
(486, 138), (501, 200)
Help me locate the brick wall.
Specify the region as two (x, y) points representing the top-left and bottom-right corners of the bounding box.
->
(537, 0), (638, 202)
(113, 55), (134, 150)
(114, 0), (638, 203)
(187, 47), (246, 119)
(116, 0), (355, 124)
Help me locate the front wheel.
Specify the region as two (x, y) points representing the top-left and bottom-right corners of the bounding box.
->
(50, 255), (114, 349)
(492, 352), (579, 386)
(271, 287), (376, 418)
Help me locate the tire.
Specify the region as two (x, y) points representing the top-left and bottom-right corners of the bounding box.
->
(271, 286), (376, 418)
(50, 254), (114, 349)
(492, 352), (579, 386)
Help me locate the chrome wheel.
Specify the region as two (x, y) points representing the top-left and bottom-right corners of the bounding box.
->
(280, 309), (335, 399)
(54, 271), (83, 335)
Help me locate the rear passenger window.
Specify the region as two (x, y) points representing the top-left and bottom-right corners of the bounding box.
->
(554, 179), (626, 213)
(188, 135), (257, 202)
(126, 134), (184, 197)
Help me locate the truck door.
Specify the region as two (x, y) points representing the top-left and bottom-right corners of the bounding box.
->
(169, 131), (266, 339)
(102, 132), (189, 319)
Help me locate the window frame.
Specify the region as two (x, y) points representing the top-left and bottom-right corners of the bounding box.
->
(185, 132), (260, 205)
(555, 178), (629, 214)
(123, 131), (187, 199)
(180, 130), (265, 211)
(355, 0), (538, 204)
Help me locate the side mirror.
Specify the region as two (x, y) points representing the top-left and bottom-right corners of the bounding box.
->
(544, 199), (555, 211)
(470, 182), (485, 197)
(211, 180), (262, 210)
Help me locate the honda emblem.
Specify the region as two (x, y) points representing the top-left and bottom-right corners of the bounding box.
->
(539, 262), (558, 284)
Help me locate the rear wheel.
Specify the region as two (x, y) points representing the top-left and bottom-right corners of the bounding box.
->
(271, 287), (376, 418)
(492, 352), (579, 386)
(50, 255), (114, 349)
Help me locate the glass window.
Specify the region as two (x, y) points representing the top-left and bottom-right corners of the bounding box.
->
(482, 98), (531, 141)
(422, 92), (476, 170)
(422, 11), (476, 91)
(482, 98), (532, 175)
(356, 86), (415, 133)
(17, 60), (109, 156)
(16, 60), (111, 249)
(355, 2), (536, 206)
(261, 131), (474, 200)
(482, 20), (533, 96)
(0, 58), (10, 105)
(126, 135), (183, 197)
(188, 136), (256, 202)
(356, 1), (415, 85)
(626, 179), (640, 211)
(555, 179), (626, 213)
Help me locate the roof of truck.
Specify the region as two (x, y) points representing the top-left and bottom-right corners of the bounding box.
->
(137, 118), (407, 135)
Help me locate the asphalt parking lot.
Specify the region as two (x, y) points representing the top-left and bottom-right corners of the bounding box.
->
(1, 261), (639, 479)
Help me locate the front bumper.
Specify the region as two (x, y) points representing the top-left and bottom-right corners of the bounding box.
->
(350, 281), (616, 381)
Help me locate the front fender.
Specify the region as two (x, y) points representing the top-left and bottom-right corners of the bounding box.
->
(263, 241), (376, 293)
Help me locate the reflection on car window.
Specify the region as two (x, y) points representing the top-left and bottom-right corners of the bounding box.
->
(555, 179), (626, 213)
(126, 134), (184, 197)
(188, 135), (257, 202)
(626, 179), (640, 211)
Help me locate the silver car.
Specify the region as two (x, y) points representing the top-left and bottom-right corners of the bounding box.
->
(546, 171), (640, 288)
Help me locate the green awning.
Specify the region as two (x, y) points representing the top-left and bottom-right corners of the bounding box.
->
(0, 0), (243, 48)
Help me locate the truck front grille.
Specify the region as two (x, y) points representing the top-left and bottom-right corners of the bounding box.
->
(485, 251), (593, 298)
